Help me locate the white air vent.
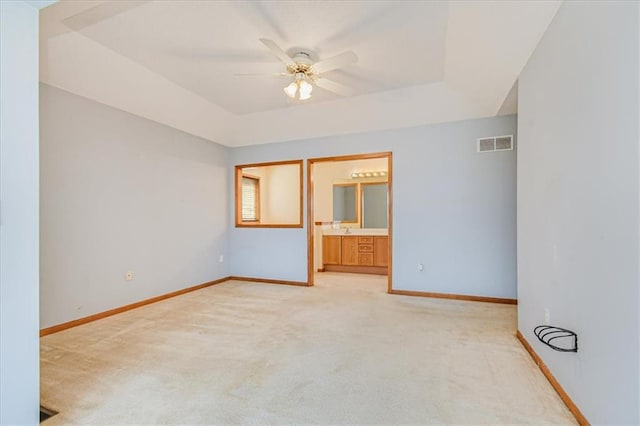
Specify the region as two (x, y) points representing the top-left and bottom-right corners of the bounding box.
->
(477, 135), (513, 153)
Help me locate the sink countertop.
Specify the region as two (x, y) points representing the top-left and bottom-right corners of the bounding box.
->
(322, 228), (388, 236)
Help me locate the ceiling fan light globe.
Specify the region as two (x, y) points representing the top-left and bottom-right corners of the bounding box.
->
(284, 82), (298, 98)
(299, 80), (313, 93)
(298, 80), (313, 100)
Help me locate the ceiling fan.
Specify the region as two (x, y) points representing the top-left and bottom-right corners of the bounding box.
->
(257, 38), (357, 101)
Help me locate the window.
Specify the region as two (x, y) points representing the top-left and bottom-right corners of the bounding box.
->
(241, 175), (259, 222)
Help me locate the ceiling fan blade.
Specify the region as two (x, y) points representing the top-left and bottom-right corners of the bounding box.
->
(259, 38), (296, 68)
(311, 51), (358, 74)
(315, 78), (355, 97)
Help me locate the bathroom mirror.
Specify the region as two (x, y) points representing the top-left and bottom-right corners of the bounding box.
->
(235, 160), (303, 228)
(332, 184), (357, 223)
(361, 183), (388, 228)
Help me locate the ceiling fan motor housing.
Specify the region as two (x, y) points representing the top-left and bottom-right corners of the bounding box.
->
(287, 52), (314, 76)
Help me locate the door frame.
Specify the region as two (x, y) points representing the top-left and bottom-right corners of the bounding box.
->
(307, 152), (393, 292)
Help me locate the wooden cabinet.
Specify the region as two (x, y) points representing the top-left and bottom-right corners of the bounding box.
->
(323, 236), (341, 265)
(358, 236), (374, 265)
(359, 253), (374, 266)
(322, 234), (388, 275)
(373, 236), (389, 267)
(341, 236), (359, 265)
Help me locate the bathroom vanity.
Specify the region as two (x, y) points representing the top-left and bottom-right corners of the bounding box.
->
(322, 229), (388, 275)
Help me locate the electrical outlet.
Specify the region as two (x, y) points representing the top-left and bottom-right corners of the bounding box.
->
(219, 255), (224, 263)
(544, 308), (550, 325)
(418, 263), (424, 271)
(125, 271), (133, 281)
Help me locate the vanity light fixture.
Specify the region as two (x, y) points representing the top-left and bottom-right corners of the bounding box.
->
(350, 171), (387, 179)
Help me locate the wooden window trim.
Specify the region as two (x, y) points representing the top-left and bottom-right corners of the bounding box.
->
(234, 159), (304, 228)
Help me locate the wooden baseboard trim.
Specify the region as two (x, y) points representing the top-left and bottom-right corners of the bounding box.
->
(516, 330), (589, 425)
(323, 264), (388, 275)
(388, 289), (517, 305)
(40, 277), (231, 337)
(229, 276), (309, 287)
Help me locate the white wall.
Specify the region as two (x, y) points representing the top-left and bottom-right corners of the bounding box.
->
(40, 84), (230, 328)
(517, 1), (639, 423)
(229, 115), (517, 298)
(264, 164), (300, 224)
(0, 1), (41, 423)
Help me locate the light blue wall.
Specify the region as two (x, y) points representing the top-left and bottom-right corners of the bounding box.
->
(229, 115), (517, 298)
(518, 1), (639, 423)
(40, 84), (230, 328)
(0, 1), (41, 423)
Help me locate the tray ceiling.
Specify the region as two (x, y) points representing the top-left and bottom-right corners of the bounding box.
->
(40, 1), (560, 146)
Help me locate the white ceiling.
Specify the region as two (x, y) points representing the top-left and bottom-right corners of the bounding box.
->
(40, 0), (561, 147)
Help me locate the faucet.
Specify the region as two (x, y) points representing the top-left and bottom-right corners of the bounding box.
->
(344, 227), (351, 234)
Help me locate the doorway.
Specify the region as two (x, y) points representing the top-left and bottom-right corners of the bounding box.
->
(307, 152), (393, 291)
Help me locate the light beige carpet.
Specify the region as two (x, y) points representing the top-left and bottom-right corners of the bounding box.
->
(40, 273), (576, 425)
